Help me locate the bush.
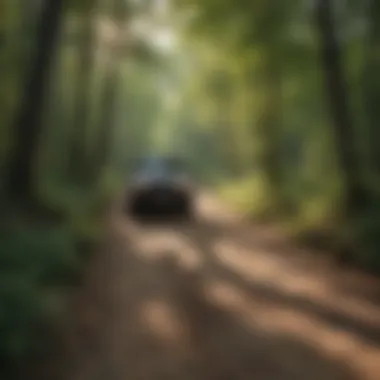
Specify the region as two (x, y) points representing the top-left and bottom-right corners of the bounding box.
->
(0, 176), (116, 377)
(218, 175), (282, 220)
(0, 223), (78, 376)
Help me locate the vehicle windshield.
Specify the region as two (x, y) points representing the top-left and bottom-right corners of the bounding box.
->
(135, 157), (185, 176)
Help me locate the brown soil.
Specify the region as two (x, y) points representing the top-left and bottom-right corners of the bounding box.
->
(59, 193), (380, 380)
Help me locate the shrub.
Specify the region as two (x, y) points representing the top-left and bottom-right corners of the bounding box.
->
(0, 224), (77, 375)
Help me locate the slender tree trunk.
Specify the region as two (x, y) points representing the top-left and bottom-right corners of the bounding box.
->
(218, 102), (242, 178)
(363, 0), (380, 175)
(93, 59), (120, 178)
(261, 59), (283, 196)
(68, 7), (98, 181)
(6, 0), (65, 203)
(250, 51), (283, 210)
(314, 0), (364, 215)
(92, 0), (128, 180)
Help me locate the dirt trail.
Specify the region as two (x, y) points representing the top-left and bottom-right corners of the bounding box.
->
(62, 193), (380, 380)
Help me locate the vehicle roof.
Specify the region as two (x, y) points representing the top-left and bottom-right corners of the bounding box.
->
(136, 155), (185, 167)
(138, 155), (183, 161)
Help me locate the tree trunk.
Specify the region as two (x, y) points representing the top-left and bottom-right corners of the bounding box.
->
(217, 97), (243, 178)
(91, 0), (129, 180)
(363, 0), (380, 175)
(6, 0), (65, 204)
(68, 10), (98, 181)
(249, 52), (284, 211)
(314, 0), (364, 215)
(93, 59), (120, 179)
(260, 59), (283, 197)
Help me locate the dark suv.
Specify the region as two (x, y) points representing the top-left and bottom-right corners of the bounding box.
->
(125, 156), (195, 219)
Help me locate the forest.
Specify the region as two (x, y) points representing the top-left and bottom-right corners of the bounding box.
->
(1, 0), (380, 378)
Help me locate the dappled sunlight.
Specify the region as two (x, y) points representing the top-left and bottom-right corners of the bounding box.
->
(204, 278), (380, 380)
(204, 278), (248, 311)
(213, 238), (332, 297)
(197, 192), (243, 225)
(139, 298), (189, 348)
(122, 221), (204, 270)
(117, 209), (380, 380)
(56, 199), (380, 380)
(209, 233), (380, 327)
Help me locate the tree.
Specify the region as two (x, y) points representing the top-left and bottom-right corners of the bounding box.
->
(6, 0), (65, 205)
(314, 0), (365, 215)
(68, 0), (99, 181)
(363, 0), (380, 175)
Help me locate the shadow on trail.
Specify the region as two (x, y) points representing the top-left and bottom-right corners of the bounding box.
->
(173, 265), (357, 380)
(197, 218), (380, 301)
(178, 221), (380, 344)
(60, 220), (359, 380)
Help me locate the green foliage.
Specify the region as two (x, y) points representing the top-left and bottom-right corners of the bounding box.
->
(0, 226), (77, 283)
(171, 0), (380, 272)
(218, 176), (273, 219)
(0, 224), (77, 374)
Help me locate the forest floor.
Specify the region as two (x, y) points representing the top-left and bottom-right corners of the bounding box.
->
(60, 192), (380, 380)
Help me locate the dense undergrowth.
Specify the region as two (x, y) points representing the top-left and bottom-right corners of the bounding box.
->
(0, 178), (117, 379)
